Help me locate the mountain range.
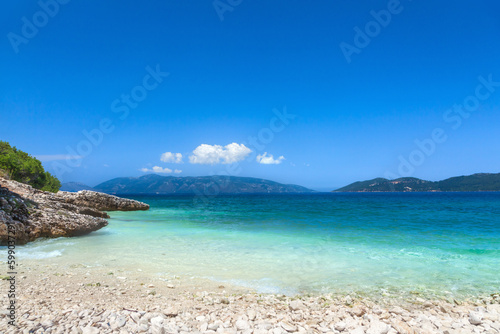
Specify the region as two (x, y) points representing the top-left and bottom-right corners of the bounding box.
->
(90, 174), (314, 194)
(60, 172), (500, 194)
(334, 173), (500, 192)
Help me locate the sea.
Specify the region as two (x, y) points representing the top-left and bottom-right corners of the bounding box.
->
(16, 192), (500, 299)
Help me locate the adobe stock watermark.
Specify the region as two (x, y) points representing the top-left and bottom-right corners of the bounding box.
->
(193, 106), (296, 205)
(213, 0), (242, 21)
(7, 0), (70, 54)
(339, 0), (410, 64)
(52, 65), (169, 179)
(384, 74), (499, 182)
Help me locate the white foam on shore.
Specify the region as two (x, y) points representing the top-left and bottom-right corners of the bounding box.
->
(15, 239), (72, 259)
(18, 249), (63, 259)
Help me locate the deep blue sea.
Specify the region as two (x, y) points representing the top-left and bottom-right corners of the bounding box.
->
(18, 192), (500, 299)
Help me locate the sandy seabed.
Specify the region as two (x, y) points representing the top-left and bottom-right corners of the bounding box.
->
(1, 260), (499, 334)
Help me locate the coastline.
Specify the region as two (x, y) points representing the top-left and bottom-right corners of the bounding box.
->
(2, 180), (499, 333)
(1, 258), (499, 333)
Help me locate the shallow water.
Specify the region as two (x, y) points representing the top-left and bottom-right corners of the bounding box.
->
(15, 193), (500, 298)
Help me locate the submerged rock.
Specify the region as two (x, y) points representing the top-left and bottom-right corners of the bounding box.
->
(0, 177), (149, 245)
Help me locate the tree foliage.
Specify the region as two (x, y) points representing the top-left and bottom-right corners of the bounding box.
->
(0, 141), (61, 192)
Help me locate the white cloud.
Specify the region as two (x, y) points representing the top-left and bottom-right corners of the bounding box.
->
(174, 169), (182, 174)
(189, 143), (252, 164)
(160, 152), (183, 163)
(36, 154), (83, 162)
(256, 152), (285, 165)
(140, 166), (172, 174)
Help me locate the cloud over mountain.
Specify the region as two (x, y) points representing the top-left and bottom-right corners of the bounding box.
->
(140, 166), (173, 174)
(189, 143), (251, 165)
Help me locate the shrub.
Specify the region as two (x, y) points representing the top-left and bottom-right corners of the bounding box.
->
(0, 141), (61, 192)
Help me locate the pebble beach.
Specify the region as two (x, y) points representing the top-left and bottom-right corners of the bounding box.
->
(1, 260), (499, 334)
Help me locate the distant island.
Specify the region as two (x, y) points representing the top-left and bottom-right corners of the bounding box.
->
(86, 174), (314, 194)
(335, 173), (500, 192)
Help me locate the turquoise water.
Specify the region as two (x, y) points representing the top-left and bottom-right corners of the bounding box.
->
(16, 193), (500, 299)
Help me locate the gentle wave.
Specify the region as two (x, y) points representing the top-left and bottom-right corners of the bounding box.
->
(19, 249), (63, 259)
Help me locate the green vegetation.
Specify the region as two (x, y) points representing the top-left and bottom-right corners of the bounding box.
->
(437, 173), (500, 191)
(0, 141), (61, 193)
(335, 173), (500, 192)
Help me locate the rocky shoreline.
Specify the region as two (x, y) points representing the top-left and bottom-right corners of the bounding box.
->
(0, 177), (149, 245)
(0, 261), (499, 333)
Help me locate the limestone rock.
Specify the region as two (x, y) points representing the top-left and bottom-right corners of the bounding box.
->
(351, 306), (366, 317)
(236, 319), (250, 330)
(366, 320), (390, 334)
(289, 300), (304, 311)
(0, 177), (149, 245)
(57, 190), (149, 211)
(280, 321), (297, 332)
(468, 311), (483, 325)
(247, 309), (257, 321)
(334, 321), (346, 331)
(163, 307), (178, 317)
(150, 316), (164, 327)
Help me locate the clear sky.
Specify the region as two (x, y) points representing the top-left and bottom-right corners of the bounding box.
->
(1, 1), (499, 190)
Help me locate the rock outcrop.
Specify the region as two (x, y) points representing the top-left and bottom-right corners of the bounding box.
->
(0, 177), (149, 245)
(57, 190), (149, 211)
(0, 186), (32, 246)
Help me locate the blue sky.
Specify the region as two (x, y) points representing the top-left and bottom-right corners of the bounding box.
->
(1, 1), (499, 190)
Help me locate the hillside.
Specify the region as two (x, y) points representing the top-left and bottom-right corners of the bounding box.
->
(335, 173), (500, 192)
(94, 174), (313, 194)
(0, 141), (60, 192)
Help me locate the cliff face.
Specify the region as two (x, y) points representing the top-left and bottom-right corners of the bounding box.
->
(0, 178), (149, 245)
